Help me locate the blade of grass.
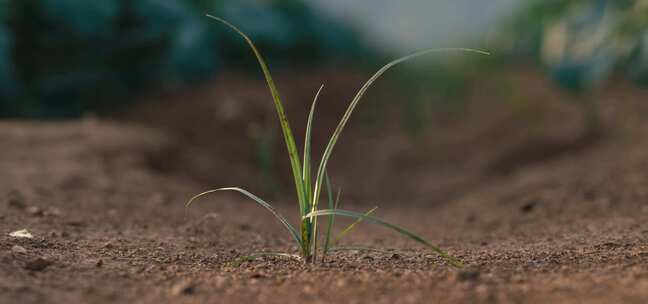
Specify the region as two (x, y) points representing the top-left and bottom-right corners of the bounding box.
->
(332, 206), (378, 245)
(186, 187), (305, 254)
(303, 84), (324, 208)
(310, 48), (490, 216)
(311, 170), (332, 262)
(207, 15), (307, 218)
(322, 174), (341, 259)
(302, 85), (324, 261)
(304, 209), (464, 268)
(208, 15), (314, 258)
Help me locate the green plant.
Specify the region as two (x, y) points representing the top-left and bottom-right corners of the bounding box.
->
(187, 15), (488, 267)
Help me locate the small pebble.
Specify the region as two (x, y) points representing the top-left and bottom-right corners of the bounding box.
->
(9, 229), (34, 239)
(12, 245), (27, 254)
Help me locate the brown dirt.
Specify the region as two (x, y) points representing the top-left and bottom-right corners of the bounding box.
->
(2, 67), (648, 303)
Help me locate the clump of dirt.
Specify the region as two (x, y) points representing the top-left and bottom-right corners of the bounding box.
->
(2, 67), (648, 303)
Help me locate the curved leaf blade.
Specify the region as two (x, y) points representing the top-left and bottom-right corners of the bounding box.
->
(207, 15), (307, 215)
(304, 209), (464, 268)
(311, 48), (490, 212)
(187, 187), (304, 253)
(303, 84), (325, 211)
(302, 85), (324, 260)
(333, 206), (378, 245)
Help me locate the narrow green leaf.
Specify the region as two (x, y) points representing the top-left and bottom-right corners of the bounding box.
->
(303, 84), (325, 211)
(311, 217), (318, 262)
(303, 85), (324, 261)
(310, 170), (329, 262)
(322, 174), (341, 258)
(300, 221), (312, 261)
(333, 206), (378, 245)
(207, 15), (307, 216)
(311, 48), (490, 214)
(304, 209), (464, 268)
(186, 187), (305, 253)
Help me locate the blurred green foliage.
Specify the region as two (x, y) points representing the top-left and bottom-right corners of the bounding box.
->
(0, 0), (367, 118)
(501, 0), (648, 89)
(0, 2), (17, 103)
(0, 27), (15, 100)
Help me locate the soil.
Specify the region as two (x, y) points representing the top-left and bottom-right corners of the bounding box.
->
(2, 66), (648, 303)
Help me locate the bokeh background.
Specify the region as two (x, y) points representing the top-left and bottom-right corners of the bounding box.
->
(2, 0), (648, 203)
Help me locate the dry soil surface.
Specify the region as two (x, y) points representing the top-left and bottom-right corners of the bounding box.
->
(2, 71), (648, 303)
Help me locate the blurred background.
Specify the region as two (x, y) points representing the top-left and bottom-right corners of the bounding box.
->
(2, 0), (648, 204)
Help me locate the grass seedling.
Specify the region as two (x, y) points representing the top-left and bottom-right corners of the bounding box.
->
(187, 15), (489, 268)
